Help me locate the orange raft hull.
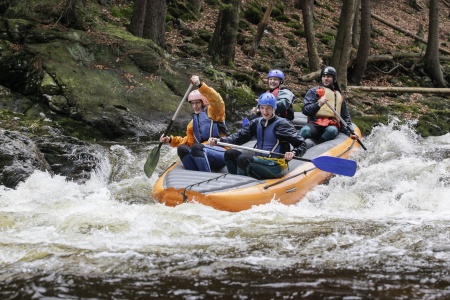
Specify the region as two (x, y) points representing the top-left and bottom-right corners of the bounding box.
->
(152, 127), (362, 212)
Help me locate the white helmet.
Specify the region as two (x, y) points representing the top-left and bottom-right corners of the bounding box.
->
(187, 90), (208, 106)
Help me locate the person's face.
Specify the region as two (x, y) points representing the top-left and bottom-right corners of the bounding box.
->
(259, 105), (274, 120)
(190, 99), (203, 113)
(268, 77), (282, 89)
(322, 74), (334, 87)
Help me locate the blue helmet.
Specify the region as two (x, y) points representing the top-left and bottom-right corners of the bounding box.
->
(267, 69), (285, 81)
(257, 92), (277, 110)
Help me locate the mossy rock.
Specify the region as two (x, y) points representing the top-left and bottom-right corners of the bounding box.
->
(416, 110), (450, 137)
(252, 63), (271, 73)
(110, 4), (133, 20)
(243, 1), (263, 25)
(292, 28), (305, 38)
(288, 39), (298, 47)
(364, 104), (391, 115)
(353, 115), (389, 136)
(418, 96), (450, 110)
(285, 21), (302, 30)
(274, 15), (291, 23)
(197, 30), (212, 43)
(272, 3), (284, 17)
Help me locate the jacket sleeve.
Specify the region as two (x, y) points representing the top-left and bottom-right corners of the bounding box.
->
(302, 87), (321, 117)
(169, 120), (196, 147)
(275, 88), (294, 115)
(275, 120), (307, 156)
(339, 100), (354, 135)
(198, 82), (226, 122)
(220, 118), (258, 145)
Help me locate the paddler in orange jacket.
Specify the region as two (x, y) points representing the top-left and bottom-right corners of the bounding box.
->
(299, 66), (359, 142)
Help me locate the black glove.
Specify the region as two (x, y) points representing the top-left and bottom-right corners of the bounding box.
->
(292, 141), (307, 157)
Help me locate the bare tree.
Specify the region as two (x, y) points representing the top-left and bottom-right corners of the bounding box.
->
(352, 0), (361, 48)
(208, 0), (241, 66)
(143, 0), (166, 48)
(331, 0), (358, 90)
(300, 0), (321, 71)
(128, 0), (147, 38)
(350, 0), (371, 85)
(249, 0), (275, 57)
(423, 0), (447, 87)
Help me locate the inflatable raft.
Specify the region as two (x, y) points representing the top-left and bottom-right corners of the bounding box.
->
(151, 113), (362, 212)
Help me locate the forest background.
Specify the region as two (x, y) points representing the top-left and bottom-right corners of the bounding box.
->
(0, 0), (449, 187)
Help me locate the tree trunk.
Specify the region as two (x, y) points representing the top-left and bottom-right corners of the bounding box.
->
(301, 0), (321, 71)
(371, 12), (450, 55)
(128, 0), (147, 38)
(348, 86), (450, 94)
(331, 0), (358, 91)
(143, 0), (166, 48)
(249, 0), (275, 57)
(350, 0), (371, 85)
(352, 0), (361, 49)
(423, 0), (447, 87)
(301, 52), (450, 82)
(208, 0), (240, 66)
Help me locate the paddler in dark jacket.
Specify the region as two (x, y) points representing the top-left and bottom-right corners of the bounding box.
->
(299, 66), (359, 142)
(209, 92), (307, 180)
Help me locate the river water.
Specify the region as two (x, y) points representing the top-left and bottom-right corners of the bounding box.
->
(1, 119), (449, 299)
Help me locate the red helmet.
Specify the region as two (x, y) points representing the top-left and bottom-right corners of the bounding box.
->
(188, 90), (208, 106)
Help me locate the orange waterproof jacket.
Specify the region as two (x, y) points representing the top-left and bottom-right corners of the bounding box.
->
(169, 82), (227, 147)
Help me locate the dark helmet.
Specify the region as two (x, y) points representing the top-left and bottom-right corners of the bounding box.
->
(320, 66), (337, 82)
(257, 92), (277, 110)
(267, 69), (285, 81)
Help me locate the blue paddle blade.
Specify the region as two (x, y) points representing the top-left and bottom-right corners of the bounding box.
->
(310, 156), (357, 177)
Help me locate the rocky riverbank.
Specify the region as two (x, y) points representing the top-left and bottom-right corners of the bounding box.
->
(1, 2), (449, 188)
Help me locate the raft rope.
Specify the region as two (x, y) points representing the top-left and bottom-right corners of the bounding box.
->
(180, 173), (229, 203)
(263, 138), (357, 189)
(263, 168), (314, 189)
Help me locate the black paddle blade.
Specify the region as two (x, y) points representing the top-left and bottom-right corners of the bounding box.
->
(144, 145), (161, 178)
(310, 156), (357, 177)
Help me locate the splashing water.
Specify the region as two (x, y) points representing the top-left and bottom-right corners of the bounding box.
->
(1, 120), (449, 299)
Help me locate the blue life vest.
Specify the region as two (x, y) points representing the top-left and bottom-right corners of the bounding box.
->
(193, 110), (221, 143)
(256, 118), (282, 156)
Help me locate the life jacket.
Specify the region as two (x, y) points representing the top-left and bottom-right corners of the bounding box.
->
(314, 87), (342, 128)
(192, 110), (222, 143)
(256, 117), (282, 156)
(269, 87), (295, 120)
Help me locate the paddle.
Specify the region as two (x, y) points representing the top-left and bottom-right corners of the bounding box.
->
(144, 84), (194, 178)
(217, 142), (357, 177)
(324, 102), (367, 150)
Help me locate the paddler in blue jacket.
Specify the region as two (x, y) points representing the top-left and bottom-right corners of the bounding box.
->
(159, 75), (229, 172)
(209, 92), (307, 180)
